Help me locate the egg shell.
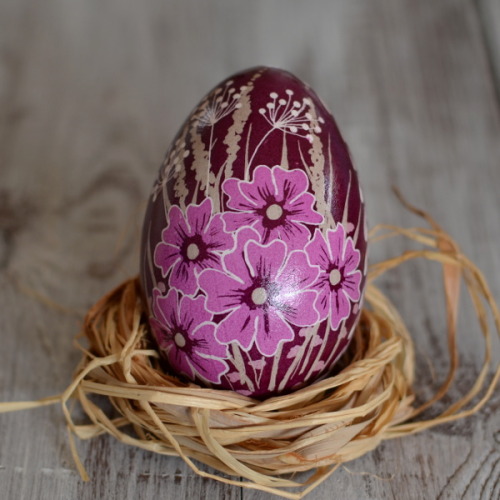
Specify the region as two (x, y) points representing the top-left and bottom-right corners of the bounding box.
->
(140, 67), (367, 398)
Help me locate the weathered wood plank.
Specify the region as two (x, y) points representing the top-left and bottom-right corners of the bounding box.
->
(478, 0), (500, 97)
(1, 1), (499, 499)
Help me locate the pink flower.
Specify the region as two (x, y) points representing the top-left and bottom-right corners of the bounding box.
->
(150, 288), (229, 384)
(222, 166), (323, 251)
(198, 228), (319, 356)
(305, 225), (362, 329)
(154, 198), (233, 295)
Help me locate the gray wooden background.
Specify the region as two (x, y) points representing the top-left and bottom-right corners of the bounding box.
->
(1, 1), (499, 499)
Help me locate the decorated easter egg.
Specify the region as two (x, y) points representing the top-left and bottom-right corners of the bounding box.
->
(140, 67), (367, 398)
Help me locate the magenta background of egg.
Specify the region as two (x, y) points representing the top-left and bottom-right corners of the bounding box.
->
(140, 67), (367, 398)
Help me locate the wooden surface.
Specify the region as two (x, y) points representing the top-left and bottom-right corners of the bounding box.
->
(1, 1), (499, 499)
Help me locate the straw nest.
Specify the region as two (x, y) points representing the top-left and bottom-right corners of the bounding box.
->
(6, 201), (497, 500)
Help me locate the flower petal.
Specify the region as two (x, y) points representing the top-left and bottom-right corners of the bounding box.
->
(313, 284), (330, 321)
(162, 205), (191, 246)
(186, 198), (212, 235)
(222, 227), (260, 282)
(281, 290), (319, 327)
(310, 359), (326, 374)
(169, 260), (198, 295)
(222, 211), (259, 233)
(330, 288), (351, 330)
(223, 178), (256, 211)
(245, 239), (286, 282)
(328, 224), (346, 266)
(306, 229), (331, 269)
(189, 352), (228, 384)
(287, 344), (302, 359)
(278, 249), (319, 291)
(179, 294), (212, 331)
(342, 271), (362, 301)
(254, 309), (294, 356)
(343, 238), (361, 273)
(154, 288), (179, 330)
(154, 243), (180, 277)
(168, 345), (196, 379)
(149, 316), (170, 346)
(264, 219), (311, 250)
(272, 166), (308, 203)
(205, 213), (234, 251)
(286, 192), (324, 224)
(191, 323), (228, 360)
(198, 269), (244, 313)
(226, 371), (242, 383)
(239, 165), (275, 208)
(196, 252), (223, 273)
(248, 359), (267, 370)
(216, 305), (257, 350)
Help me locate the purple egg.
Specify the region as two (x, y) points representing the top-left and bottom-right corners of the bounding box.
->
(140, 67), (367, 398)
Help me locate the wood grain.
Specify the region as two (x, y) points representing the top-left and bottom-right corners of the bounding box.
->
(1, 1), (499, 499)
(478, 0), (500, 97)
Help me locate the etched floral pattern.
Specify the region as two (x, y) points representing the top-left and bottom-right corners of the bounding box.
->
(154, 198), (233, 295)
(142, 67), (368, 397)
(222, 165), (323, 250)
(306, 224), (362, 329)
(150, 288), (229, 383)
(198, 228), (319, 356)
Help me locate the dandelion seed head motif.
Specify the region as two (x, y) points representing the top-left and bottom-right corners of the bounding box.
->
(257, 89), (324, 142)
(197, 80), (244, 129)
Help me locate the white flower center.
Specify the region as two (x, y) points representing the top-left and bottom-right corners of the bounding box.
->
(329, 269), (342, 286)
(174, 333), (186, 348)
(251, 287), (268, 305)
(186, 243), (200, 260)
(266, 204), (283, 221)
